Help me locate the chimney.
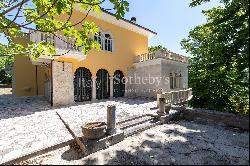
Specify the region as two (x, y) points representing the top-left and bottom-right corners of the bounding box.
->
(130, 17), (136, 24)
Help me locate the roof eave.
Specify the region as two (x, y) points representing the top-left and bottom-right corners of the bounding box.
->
(75, 6), (157, 38)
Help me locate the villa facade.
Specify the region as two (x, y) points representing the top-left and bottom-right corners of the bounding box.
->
(13, 8), (189, 106)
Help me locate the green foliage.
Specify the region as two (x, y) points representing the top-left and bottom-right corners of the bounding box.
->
(182, 0), (249, 115)
(0, 0), (129, 58)
(149, 45), (168, 53)
(0, 44), (13, 84)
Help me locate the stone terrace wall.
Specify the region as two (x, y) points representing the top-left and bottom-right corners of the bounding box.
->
(52, 61), (74, 106)
(126, 59), (163, 98)
(126, 58), (189, 99)
(177, 107), (249, 131)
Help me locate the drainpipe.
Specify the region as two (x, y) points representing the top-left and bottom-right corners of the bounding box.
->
(50, 59), (54, 106)
(36, 65), (38, 96)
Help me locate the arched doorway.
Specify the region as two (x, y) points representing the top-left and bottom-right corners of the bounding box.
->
(96, 69), (110, 100)
(74, 67), (92, 102)
(113, 70), (125, 98)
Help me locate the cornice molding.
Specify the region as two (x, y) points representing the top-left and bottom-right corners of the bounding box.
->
(75, 6), (157, 39)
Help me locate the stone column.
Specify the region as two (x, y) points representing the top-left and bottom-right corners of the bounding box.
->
(107, 105), (116, 135)
(110, 77), (114, 98)
(157, 97), (166, 116)
(52, 61), (74, 107)
(172, 91), (178, 105)
(180, 77), (184, 89)
(92, 76), (97, 101)
(157, 89), (163, 108)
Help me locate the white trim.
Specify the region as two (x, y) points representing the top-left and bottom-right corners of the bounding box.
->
(94, 31), (114, 52)
(75, 6), (156, 39)
(134, 58), (162, 68)
(134, 58), (188, 68)
(104, 31), (114, 52)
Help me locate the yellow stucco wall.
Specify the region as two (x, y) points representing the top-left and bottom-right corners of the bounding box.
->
(14, 55), (50, 96)
(13, 35), (51, 96)
(56, 10), (148, 76)
(14, 9), (149, 96)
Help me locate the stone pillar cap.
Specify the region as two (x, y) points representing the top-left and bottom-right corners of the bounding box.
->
(107, 104), (116, 107)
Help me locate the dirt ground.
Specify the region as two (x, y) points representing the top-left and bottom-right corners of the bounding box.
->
(28, 120), (249, 165)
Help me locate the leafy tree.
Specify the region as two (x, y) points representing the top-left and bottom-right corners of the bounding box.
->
(149, 45), (168, 53)
(0, 44), (13, 84)
(181, 0), (249, 114)
(0, 0), (129, 59)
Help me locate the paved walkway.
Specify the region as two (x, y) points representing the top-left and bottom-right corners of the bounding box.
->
(0, 93), (157, 164)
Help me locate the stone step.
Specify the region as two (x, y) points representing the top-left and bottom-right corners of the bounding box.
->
(117, 114), (161, 137)
(117, 114), (149, 125)
(124, 119), (162, 137)
(118, 116), (155, 130)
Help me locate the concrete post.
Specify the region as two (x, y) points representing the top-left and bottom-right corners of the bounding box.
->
(107, 105), (116, 135)
(157, 97), (166, 116)
(110, 77), (114, 98)
(165, 103), (171, 114)
(157, 89), (163, 108)
(173, 91), (178, 105)
(92, 77), (97, 101)
(179, 90), (183, 103)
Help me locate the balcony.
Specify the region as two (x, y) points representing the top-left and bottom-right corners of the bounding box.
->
(30, 31), (86, 65)
(135, 50), (188, 63)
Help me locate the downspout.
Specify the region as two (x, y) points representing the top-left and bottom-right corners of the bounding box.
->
(36, 65), (38, 96)
(50, 59), (54, 106)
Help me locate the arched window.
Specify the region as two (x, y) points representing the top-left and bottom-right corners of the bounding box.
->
(94, 31), (113, 52)
(104, 33), (112, 52)
(94, 32), (103, 50)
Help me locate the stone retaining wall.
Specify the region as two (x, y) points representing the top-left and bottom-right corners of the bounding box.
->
(179, 107), (249, 131)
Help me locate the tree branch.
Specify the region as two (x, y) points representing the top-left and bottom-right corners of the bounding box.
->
(0, 0), (29, 17)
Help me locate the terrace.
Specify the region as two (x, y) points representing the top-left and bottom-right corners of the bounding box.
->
(135, 50), (189, 64)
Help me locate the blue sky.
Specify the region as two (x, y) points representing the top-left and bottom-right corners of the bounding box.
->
(0, 0), (220, 56)
(113, 0), (220, 56)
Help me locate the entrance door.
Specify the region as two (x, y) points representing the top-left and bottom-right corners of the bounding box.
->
(96, 69), (110, 100)
(113, 70), (125, 98)
(74, 67), (92, 102)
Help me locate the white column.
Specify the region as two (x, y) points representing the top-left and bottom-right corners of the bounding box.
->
(183, 65), (188, 89)
(92, 77), (97, 101)
(180, 76), (183, 89)
(110, 77), (114, 98)
(177, 77), (180, 89)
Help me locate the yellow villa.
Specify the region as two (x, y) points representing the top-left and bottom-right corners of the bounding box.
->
(13, 8), (189, 106)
